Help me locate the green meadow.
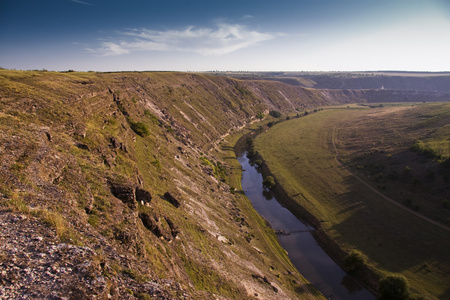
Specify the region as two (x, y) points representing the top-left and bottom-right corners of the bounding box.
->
(254, 103), (450, 299)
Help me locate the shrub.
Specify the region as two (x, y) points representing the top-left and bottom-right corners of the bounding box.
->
(256, 112), (265, 120)
(144, 110), (160, 125)
(246, 138), (254, 147)
(262, 176), (275, 189)
(246, 147), (256, 158)
(411, 141), (442, 160)
(379, 275), (410, 300)
(128, 118), (150, 137)
(269, 110), (282, 118)
(344, 250), (366, 273)
(254, 159), (263, 167)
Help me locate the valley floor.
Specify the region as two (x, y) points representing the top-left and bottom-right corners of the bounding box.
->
(254, 104), (450, 299)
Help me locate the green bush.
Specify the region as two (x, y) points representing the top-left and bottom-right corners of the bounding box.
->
(411, 141), (442, 159)
(379, 275), (410, 300)
(144, 110), (160, 125)
(269, 110), (282, 118)
(246, 138), (254, 147)
(344, 249), (366, 273)
(128, 118), (150, 137)
(262, 176), (275, 189)
(246, 147), (256, 158)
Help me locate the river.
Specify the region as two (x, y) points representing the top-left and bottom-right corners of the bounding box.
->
(237, 152), (375, 300)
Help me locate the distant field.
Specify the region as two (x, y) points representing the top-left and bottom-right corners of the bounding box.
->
(255, 103), (450, 299)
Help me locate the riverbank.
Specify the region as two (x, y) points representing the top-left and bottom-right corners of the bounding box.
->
(233, 122), (381, 298)
(237, 150), (375, 299)
(217, 123), (325, 299)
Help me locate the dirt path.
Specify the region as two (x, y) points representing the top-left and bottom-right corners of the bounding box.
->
(332, 126), (450, 233)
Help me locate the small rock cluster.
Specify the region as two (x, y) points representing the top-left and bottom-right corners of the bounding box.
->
(107, 180), (153, 209)
(0, 211), (107, 299)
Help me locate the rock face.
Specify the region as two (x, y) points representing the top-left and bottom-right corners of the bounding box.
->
(139, 212), (163, 238)
(135, 188), (152, 204)
(107, 181), (152, 209)
(108, 181), (137, 209)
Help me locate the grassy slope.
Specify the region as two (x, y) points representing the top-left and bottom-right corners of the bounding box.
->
(255, 105), (450, 299)
(1, 70), (338, 299)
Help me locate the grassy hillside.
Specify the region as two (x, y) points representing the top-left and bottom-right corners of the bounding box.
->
(254, 104), (450, 299)
(0, 69), (348, 299)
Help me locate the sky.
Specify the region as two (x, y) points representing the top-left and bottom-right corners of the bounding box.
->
(1, 0), (450, 72)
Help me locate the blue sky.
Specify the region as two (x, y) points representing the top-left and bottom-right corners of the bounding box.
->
(1, 0), (449, 71)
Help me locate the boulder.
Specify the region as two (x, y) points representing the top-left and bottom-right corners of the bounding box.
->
(163, 192), (181, 208)
(164, 217), (179, 239)
(138, 213), (163, 238)
(136, 188), (152, 204)
(108, 181), (136, 209)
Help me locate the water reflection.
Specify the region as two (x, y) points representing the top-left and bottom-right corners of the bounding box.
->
(262, 190), (273, 200)
(341, 275), (364, 294)
(238, 152), (375, 300)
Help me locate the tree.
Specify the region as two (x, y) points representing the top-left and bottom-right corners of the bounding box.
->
(344, 250), (366, 273)
(379, 275), (410, 300)
(256, 112), (265, 120)
(262, 176), (275, 189)
(267, 121), (276, 128)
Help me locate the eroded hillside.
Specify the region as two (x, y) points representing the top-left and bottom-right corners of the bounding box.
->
(0, 70), (372, 299)
(223, 71), (450, 102)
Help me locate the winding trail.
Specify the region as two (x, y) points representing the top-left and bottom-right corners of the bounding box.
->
(332, 126), (450, 233)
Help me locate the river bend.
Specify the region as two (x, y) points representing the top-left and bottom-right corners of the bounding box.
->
(238, 152), (375, 300)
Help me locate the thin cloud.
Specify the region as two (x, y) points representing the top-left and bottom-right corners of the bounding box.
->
(71, 0), (95, 6)
(87, 23), (274, 56)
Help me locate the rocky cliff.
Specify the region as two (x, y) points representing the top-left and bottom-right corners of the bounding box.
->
(224, 71), (450, 102)
(0, 70), (383, 299)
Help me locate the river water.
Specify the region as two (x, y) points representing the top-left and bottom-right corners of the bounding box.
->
(237, 152), (375, 300)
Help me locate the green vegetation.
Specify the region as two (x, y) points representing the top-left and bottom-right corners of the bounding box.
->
(127, 118), (150, 137)
(269, 110), (282, 118)
(246, 138), (257, 158)
(254, 103), (450, 299)
(144, 109), (160, 125)
(410, 140), (443, 160)
(344, 249), (366, 273)
(199, 156), (226, 181)
(379, 275), (410, 300)
(219, 125), (324, 299)
(262, 175), (275, 189)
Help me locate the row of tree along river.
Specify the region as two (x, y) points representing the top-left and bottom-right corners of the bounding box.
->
(237, 150), (375, 300)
